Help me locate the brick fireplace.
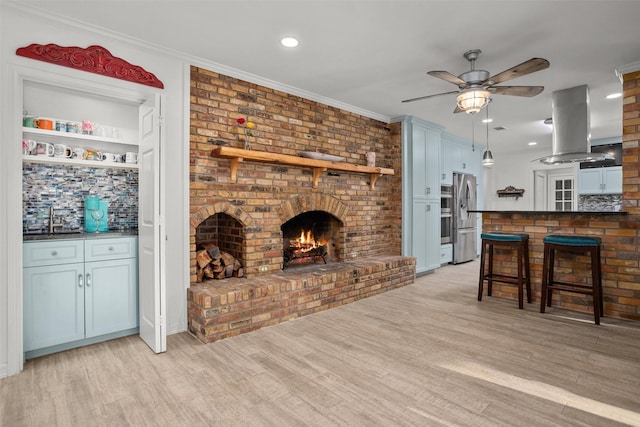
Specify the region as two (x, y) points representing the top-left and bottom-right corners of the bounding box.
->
(187, 66), (414, 342)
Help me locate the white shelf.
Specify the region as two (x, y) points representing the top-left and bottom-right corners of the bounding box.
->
(22, 127), (136, 147)
(22, 155), (139, 170)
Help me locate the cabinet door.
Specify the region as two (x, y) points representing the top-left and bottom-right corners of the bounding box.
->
(412, 126), (441, 197)
(24, 263), (85, 351)
(85, 258), (138, 338)
(602, 167), (622, 194)
(412, 199), (440, 274)
(578, 169), (603, 194)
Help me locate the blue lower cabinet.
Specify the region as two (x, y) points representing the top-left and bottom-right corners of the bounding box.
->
(23, 263), (85, 351)
(85, 258), (138, 338)
(23, 237), (138, 357)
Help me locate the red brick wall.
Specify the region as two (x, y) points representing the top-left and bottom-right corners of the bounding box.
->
(481, 69), (640, 321)
(189, 66), (402, 282)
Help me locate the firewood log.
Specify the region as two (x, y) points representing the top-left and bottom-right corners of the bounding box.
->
(196, 250), (213, 268)
(203, 264), (214, 279)
(233, 267), (244, 278)
(202, 242), (220, 259)
(224, 264), (234, 278)
(221, 251), (235, 266)
(196, 268), (204, 282)
(233, 259), (242, 271)
(214, 270), (225, 280)
(212, 264), (224, 274)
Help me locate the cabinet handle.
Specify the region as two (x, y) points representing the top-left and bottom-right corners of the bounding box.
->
(108, 246), (114, 251)
(86, 273), (91, 287)
(426, 205), (431, 212)
(426, 187), (431, 195)
(78, 274), (84, 288)
(51, 250), (58, 256)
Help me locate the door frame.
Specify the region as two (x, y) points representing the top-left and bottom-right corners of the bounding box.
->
(6, 59), (165, 375)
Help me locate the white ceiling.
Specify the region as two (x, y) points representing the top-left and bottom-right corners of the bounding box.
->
(12, 1), (640, 156)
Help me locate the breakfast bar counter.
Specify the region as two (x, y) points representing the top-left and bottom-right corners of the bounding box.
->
(472, 209), (640, 322)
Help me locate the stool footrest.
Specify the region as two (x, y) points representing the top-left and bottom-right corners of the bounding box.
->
(482, 273), (529, 286)
(546, 281), (594, 295)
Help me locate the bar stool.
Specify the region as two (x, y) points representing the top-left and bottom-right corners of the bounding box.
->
(540, 235), (603, 324)
(478, 233), (531, 309)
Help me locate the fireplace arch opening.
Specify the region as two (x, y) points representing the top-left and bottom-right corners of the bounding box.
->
(281, 210), (343, 268)
(195, 212), (245, 280)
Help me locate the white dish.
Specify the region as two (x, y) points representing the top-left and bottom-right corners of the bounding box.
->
(299, 151), (345, 162)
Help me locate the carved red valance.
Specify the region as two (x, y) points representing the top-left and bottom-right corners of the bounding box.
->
(16, 43), (164, 89)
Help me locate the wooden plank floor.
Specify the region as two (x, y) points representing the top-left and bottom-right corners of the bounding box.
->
(3, 259), (640, 426)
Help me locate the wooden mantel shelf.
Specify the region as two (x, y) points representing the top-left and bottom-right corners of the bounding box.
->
(211, 146), (394, 190)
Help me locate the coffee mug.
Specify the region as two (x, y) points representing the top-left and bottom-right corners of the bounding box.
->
(54, 144), (72, 158)
(35, 142), (54, 156)
(114, 154), (125, 163)
(84, 149), (102, 161)
(102, 152), (117, 162)
(34, 118), (54, 130)
(66, 122), (80, 134)
(22, 139), (37, 155)
(71, 146), (86, 159)
(82, 120), (94, 135)
(125, 152), (138, 164)
(23, 116), (37, 128)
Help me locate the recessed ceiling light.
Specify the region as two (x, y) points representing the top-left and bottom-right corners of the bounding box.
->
(281, 37), (299, 48)
(606, 92), (622, 99)
(528, 141), (537, 146)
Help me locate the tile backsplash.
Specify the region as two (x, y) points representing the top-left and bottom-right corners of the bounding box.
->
(578, 193), (622, 212)
(23, 162), (138, 234)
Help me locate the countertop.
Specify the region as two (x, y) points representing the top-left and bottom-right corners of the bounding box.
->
(469, 210), (628, 215)
(23, 231), (139, 241)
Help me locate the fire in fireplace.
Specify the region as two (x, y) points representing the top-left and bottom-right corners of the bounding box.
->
(281, 210), (342, 268)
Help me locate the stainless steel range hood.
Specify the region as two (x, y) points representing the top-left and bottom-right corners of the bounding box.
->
(537, 85), (613, 165)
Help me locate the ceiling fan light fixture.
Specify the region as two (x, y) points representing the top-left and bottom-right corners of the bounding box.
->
(457, 88), (491, 114)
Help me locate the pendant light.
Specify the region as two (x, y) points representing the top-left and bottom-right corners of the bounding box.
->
(482, 103), (494, 167)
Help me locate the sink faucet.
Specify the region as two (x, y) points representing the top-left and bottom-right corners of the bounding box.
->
(48, 206), (63, 234)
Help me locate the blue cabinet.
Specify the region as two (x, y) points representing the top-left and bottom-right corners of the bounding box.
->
(23, 237), (138, 357)
(397, 116), (443, 274)
(23, 262), (85, 351)
(578, 166), (622, 195)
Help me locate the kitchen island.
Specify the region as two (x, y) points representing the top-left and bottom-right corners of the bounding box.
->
(471, 209), (639, 322)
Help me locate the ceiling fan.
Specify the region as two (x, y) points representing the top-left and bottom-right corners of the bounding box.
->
(402, 49), (550, 113)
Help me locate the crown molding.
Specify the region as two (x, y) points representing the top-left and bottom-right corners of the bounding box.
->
(615, 60), (640, 82)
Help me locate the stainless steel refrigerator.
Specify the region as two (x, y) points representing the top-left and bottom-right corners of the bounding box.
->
(452, 172), (477, 264)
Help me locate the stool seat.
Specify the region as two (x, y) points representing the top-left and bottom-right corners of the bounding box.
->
(481, 233), (529, 242)
(543, 235), (601, 246)
(478, 233), (531, 309)
(540, 235), (603, 324)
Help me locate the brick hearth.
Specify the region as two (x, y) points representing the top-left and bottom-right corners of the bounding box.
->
(188, 256), (415, 343)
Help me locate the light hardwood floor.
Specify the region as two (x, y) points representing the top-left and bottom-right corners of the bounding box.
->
(3, 260), (640, 426)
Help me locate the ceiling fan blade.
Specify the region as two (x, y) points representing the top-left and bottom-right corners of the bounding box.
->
(427, 71), (467, 86)
(401, 90), (459, 103)
(485, 58), (550, 85)
(453, 105), (464, 114)
(491, 86), (544, 97)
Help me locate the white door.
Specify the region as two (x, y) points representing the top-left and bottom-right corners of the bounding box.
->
(534, 171), (546, 210)
(548, 175), (575, 211)
(138, 95), (166, 353)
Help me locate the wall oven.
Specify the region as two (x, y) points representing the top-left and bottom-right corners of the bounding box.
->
(441, 185), (453, 244)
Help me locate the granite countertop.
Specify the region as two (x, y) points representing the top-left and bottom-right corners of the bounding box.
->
(23, 230), (139, 241)
(469, 210), (628, 215)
